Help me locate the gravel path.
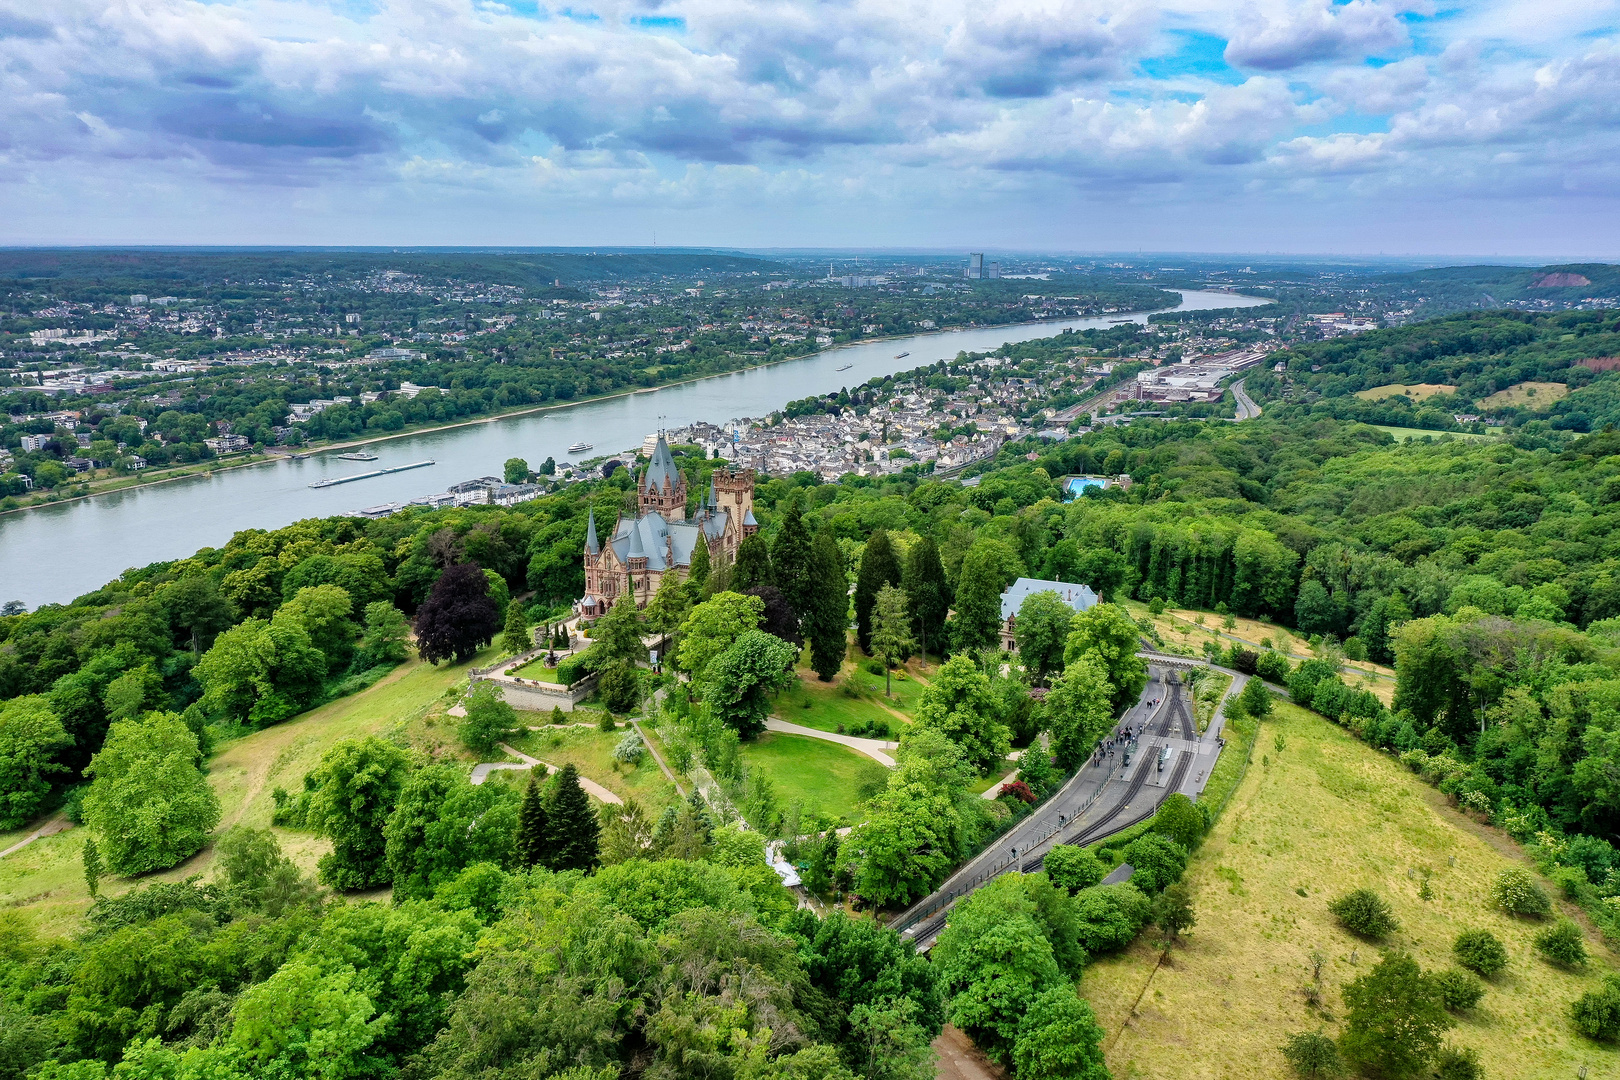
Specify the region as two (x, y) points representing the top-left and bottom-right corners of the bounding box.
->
(763, 718), (898, 767)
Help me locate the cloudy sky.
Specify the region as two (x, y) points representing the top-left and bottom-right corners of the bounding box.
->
(2, 0), (1618, 255)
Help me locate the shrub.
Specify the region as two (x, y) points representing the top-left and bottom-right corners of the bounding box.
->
(613, 731), (646, 764)
(1328, 888), (1399, 939)
(1534, 918), (1588, 967)
(554, 645), (598, 686)
(1255, 650), (1292, 684)
(864, 658), (885, 675)
(1119, 834), (1188, 894)
(1491, 867), (1552, 917)
(1150, 793), (1205, 852)
(1280, 1029), (1345, 1078)
(1148, 597), (1166, 615)
(1071, 884), (1152, 955)
(1452, 929), (1508, 977)
(1571, 972), (1620, 1041)
(1044, 846), (1107, 894)
(1434, 968), (1485, 1012)
(597, 709), (617, 732)
(1432, 1045), (1482, 1080)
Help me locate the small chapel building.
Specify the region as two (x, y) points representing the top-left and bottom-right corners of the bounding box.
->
(576, 433), (757, 617)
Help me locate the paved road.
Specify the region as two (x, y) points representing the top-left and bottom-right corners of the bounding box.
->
(1232, 378), (1262, 420)
(894, 665), (1221, 950)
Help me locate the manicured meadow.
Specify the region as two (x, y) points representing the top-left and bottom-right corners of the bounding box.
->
(738, 732), (889, 823)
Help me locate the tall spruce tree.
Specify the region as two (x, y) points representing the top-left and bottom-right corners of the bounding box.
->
(688, 535), (711, 597)
(806, 530), (850, 681)
(546, 763), (601, 872)
(770, 497), (814, 620)
(951, 541), (1006, 654)
(853, 529), (903, 654)
(515, 774), (551, 868)
(902, 535), (950, 661)
(731, 533), (774, 592)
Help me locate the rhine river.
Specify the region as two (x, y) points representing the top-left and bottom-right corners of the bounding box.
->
(1, 290), (1268, 608)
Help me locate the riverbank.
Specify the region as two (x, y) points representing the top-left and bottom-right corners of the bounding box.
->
(1, 293), (1226, 520)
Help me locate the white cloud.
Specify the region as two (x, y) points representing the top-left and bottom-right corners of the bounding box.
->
(0, 0), (1617, 250)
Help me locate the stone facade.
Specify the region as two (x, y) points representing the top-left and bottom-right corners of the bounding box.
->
(577, 433), (757, 616)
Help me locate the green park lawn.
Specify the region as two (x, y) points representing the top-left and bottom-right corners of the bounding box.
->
(507, 724), (683, 812)
(739, 733), (889, 825)
(508, 658), (563, 682)
(1082, 702), (1619, 1080)
(0, 647), (493, 936)
(773, 657), (932, 735)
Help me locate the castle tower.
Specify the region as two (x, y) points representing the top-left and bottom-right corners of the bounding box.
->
(638, 433), (687, 520)
(712, 467), (757, 544)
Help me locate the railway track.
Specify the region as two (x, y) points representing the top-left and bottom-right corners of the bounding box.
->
(1021, 676), (1195, 870)
(900, 673), (1200, 948)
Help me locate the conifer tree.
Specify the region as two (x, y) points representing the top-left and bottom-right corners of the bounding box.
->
(854, 529), (903, 654)
(546, 763), (601, 872)
(771, 497), (814, 619)
(515, 774), (551, 868)
(731, 533), (774, 592)
(951, 541), (1005, 654)
(902, 535), (950, 661)
(806, 530), (850, 681)
(688, 534), (711, 596)
(500, 602), (531, 655)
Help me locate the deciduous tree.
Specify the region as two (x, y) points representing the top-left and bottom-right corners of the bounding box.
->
(415, 563), (501, 665)
(913, 654), (1010, 775)
(1044, 656), (1113, 769)
(704, 630), (799, 737)
(1063, 602), (1148, 713)
(307, 736), (411, 890)
(1015, 590), (1074, 684)
(1339, 951), (1452, 1080)
(0, 694), (70, 830)
(82, 712), (221, 875)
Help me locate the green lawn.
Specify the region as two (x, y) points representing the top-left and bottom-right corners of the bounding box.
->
(0, 647), (491, 936)
(739, 733), (889, 824)
(508, 659), (563, 682)
(773, 662), (930, 735)
(969, 759), (1020, 796)
(507, 725), (682, 813)
(1369, 424), (1498, 443)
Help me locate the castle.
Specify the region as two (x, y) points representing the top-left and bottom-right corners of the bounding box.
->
(577, 433), (757, 618)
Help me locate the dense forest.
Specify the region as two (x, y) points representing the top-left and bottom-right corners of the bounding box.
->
(1246, 310), (1620, 433)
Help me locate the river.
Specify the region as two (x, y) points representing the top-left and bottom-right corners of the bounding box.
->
(1, 290), (1268, 608)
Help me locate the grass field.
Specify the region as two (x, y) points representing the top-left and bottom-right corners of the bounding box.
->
(1129, 600), (1396, 703)
(1478, 381), (1569, 411)
(739, 732), (889, 824)
(1082, 702), (1620, 1080)
(1353, 382), (1458, 402)
(1369, 424), (1497, 443)
(0, 648), (490, 936)
(507, 724), (682, 811)
(773, 657), (932, 734)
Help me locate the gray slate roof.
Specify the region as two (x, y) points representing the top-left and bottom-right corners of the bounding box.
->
(610, 509), (729, 571)
(642, 433), (680, 494)
(1000, 577), (1099, 621)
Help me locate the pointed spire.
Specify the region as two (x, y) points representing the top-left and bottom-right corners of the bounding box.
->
(584, 508), (599, 555)
(706, 473), (717, 508)
(627, 522), (646, 559)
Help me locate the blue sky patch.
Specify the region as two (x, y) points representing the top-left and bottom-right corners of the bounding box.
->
(1138, 31), (1241, 84)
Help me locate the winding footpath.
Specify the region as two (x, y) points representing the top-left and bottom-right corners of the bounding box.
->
(763, 718), (899, 767)
(469, 743), (624, 804)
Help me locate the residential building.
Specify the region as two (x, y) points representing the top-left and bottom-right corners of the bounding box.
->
(999, 577), (1099, 650)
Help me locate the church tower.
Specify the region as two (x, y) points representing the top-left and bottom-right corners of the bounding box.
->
(638, 433), (687, 520)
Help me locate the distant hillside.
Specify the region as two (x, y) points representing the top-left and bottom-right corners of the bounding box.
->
(0, 248), (783, 294)
(1363, 262), (1620, 307)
